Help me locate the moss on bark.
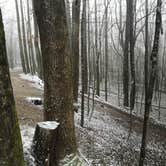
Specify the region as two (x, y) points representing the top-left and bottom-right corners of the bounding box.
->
(0, 9), (24, 166)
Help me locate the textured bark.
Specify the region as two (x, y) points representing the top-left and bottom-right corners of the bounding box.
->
(0, 10), (24, 166)
(139, 0), (162, 165)
(72, 0), (81, 102)
(34, 0), (77, 164)
(80, 0), (87, 127)
(32, 122), (59, 166)
(129, 0), (136, 111)
(123, 0), (130, 107)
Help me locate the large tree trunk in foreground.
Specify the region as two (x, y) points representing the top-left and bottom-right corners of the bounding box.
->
(0, 10), (24, 166)
(34, 0), (77, 164)
(139, 0), (162, 165)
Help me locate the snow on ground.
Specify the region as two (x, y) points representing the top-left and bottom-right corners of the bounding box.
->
(21, 98), (166, 165)
(19, 74), (166, 165)
(75, 98), (166, 165)
(20, 73), (44, 90)
(20, 125), (35, 166)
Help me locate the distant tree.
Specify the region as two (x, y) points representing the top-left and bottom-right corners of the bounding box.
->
(20, 0), (30, 73)
(80, 0), (87, 127)
(95, 0), (100, 96)
(72, 0), (81, 102)
(123, 0), (130, 107)
(32, 0), (43, 79)
(27, 0), (36, 75)
(0, 10), (24, 165)
(34, 0), (77, 164)
(15, 0), (26, 73)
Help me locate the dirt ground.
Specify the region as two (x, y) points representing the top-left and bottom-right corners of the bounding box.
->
(11, 71), (43, 126)
(11, 70), (166, 166)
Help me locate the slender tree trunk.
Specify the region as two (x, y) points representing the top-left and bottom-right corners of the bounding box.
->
(20, 0), (30, 73)
(129, 0), (136, 111)
(32, 0), (43, 79)
(105, 0), (108, 101)
(27, 0), (36, 75)
(95, 0), (100, 96)
(123, 0), (130, 107)
(139, 0), (162, 165)
(81, 0), (87, 127)
(72, 0), (81, 102)
(34, 0), (77, 164)
(15, 0), (26, 73)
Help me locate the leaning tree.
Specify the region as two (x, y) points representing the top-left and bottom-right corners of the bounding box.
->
(0, 10), (24, 166)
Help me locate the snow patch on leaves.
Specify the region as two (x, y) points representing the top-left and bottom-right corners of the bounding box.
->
(19, 73), (44, 90)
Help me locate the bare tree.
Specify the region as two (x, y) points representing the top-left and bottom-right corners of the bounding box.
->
(139, 0), (162, 165)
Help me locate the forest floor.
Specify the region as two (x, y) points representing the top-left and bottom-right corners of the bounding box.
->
(11, 70), (166, 166)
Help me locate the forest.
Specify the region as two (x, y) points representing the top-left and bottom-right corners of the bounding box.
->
(0, 0), (166, 165)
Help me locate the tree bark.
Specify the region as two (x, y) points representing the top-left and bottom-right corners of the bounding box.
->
(123, 0), (130, 107)
(139, 0), (162, 165)
(0, 10), (25, 166)
(34, 0), (77, 164)
(32, 121), (59, 166)
(72, 0), (81, 102)
(129, 0), (136, 111)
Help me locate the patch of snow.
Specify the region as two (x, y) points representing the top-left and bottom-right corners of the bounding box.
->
(10, 66), (22, 72)
(26, 97), (42, 102)
(20, 125), (35, 166)
(38, 121), (59, 130)
(19, 73), (44, 90)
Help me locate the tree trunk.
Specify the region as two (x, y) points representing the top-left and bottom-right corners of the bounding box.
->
(104, 0), (108, 101)
(123, 0), (130, 107)
(15, 0), (26, 73)
(20, 0), (30, 73)
(34, 0), (77, 164)
(0, 10), (25, 166)
(80, 0), (87, 127)
(129, 0), (136, 111)
(139, 0), (162, 165)
(72, 0), (81, 102)
(32, 0), (43, 79)
(95, 0), (100, 96)
(32, 121), (59, 166)
(27, 0), (36, 75)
